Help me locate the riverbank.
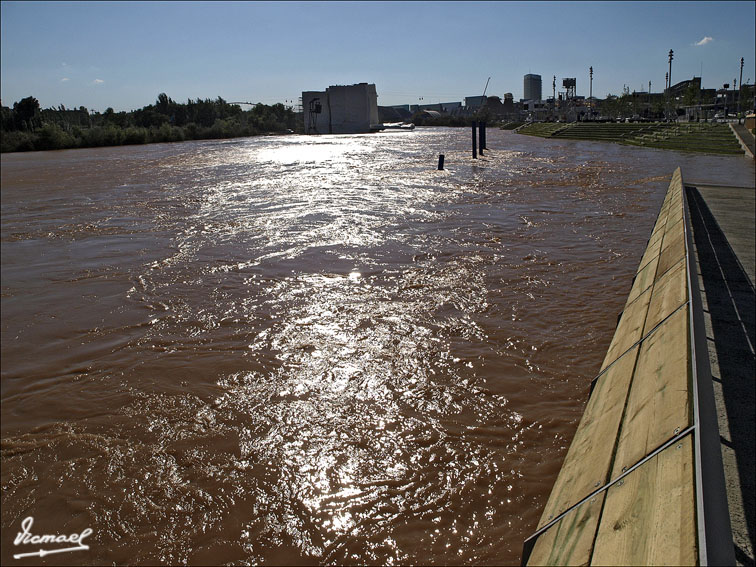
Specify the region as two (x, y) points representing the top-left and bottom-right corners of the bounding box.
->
(1, 96), (300, 153)
(516, 122), (747, 155)
(0, 121), (299, 153)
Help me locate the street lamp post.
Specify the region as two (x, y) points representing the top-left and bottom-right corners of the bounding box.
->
(665, 72), (669, 121)
(552, 75), (556, 121)
(738, 57), (744, 121)
(668, 50), (674, 121)
(733, 79), (737, 119)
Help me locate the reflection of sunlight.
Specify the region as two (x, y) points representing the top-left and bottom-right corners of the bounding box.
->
(329, 510), (354, 533)
(2, 124), (676, 566)
(258, 144), (340, 164)
(257, 138), (371, 165)
(187, 129), (537, 563)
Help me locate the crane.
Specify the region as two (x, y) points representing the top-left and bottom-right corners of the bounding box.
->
(482, 77), (491, 98)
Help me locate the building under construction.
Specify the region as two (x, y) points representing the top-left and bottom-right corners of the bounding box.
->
(302, 83), (379, 134)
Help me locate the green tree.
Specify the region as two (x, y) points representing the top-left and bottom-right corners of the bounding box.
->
(2, 93), (301, 152)
(1, 104), (13, 131)
(682, 84), (698, 107)
(36, 123), (74, 150)
(156, 93), (172, 115)
(13, 96), (41, 130)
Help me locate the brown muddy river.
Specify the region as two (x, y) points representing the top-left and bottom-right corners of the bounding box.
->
(2, 128), (754, 565)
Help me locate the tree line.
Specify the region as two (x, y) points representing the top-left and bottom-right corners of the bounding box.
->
(1, 93), (302, 152)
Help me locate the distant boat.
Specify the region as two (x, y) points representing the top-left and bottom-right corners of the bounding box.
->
(371, 122), (415, 131)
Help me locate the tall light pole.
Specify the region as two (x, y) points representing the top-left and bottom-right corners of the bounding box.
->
(552, 75), (556, 120)
(738, 57), (744, 120)
(589, 66), (593, 117)
(665, 72), (669, 120)
(668, 49), (674, 90)
(733, 79), (737, 119)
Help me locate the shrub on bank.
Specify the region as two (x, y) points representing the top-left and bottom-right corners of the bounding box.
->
(0, 130), (37, 152)
(36, 124), (76, 150)
(1, 94), (299, 153)
(149, 123), (185, 144)
(122, 126), (149, 145)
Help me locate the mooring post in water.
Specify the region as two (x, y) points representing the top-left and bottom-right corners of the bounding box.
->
(438, 154), (445, 170)
(481, 121), (487, 150)
(472, 121), (477, 159)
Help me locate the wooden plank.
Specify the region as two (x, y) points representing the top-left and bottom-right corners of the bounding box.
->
(523, 168), (698, 566)
(537, 346), (640, 527)
(648, 220), (667, 246)
(636, 235), (663, 276)
(665, 208), (684, 232)
(528, 492), (606, 566)
(660, 195), (673, 210)
(628, 256), (659, 304)
(643, 259), (688, 335)
(656, 227), (686, 277)
(600, 289), (651, 372)
(611, 306), (691, 477)
(668, 171), (680, 190)
(649, 198), (671, 235)
(591, 434), (697, 566)
(665, 189), (684, 223)
(649, 210), (669, 241)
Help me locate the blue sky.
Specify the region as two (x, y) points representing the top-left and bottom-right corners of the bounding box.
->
(1, 1), (754, 112)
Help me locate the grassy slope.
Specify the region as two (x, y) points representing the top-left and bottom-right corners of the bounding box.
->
(516, 122), (744, 155)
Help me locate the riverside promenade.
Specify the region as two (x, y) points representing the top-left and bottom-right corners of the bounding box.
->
(687, 180), (755, 566)
(522, 168), (755, 566)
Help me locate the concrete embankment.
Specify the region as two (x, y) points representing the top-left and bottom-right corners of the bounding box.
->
(686, 181), (755, 566)
(521, 168), (737, 566)
(729, 123), (756, 158)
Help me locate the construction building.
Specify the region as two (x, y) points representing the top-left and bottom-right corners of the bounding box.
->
(302, 83), (379, 134)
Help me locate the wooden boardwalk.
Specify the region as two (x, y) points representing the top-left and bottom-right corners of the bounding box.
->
(522, 168), (733, 566)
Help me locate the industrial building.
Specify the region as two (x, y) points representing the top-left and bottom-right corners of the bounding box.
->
(523, 74), (542, 101)
(302, 83), (379, 134)
(409, 102), (463, 113)
(464, 95), (487, 110)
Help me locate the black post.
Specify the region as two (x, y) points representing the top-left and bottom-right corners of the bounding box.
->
(472, 121), (477, 159)
(438, 154), (445, 170)
(481, 121), (487, 150)
(478, 121), (484, 155)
